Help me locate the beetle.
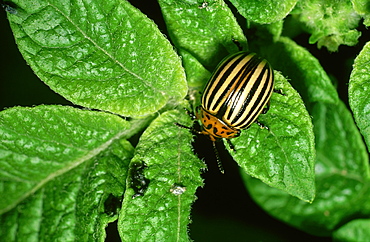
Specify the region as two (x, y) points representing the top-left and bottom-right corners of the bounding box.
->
(177, 51), (274, 172)
(198, 51), (274, 142)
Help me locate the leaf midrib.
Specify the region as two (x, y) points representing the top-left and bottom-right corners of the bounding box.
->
(46, 3), (163, 95)
(0, 128), (128, 215)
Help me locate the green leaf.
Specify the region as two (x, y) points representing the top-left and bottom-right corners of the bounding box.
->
(294, 0), (362, 51)
(0, 105), (134, 240)
(333, 219), (370, 241)
(253, 36), (339, 105)
(229, 0), (298, 24)
(1, 140), (133, 241)
(244, 100), (370, 236)
(349, 41), (370, 150)
(229, 72), (316, 202)
(242, 21), (284, 46)
(6, 0), (186, 117)
(352, 0), (370, 26)
(179, 49), (211, 89)
(314, 102), (370, 180)
(118, 109), (204, 241)
(158, 0), (246, 88)
(262, 20), (284, 42)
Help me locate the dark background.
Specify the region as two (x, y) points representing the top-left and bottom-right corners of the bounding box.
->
(1, 1), (369, 241)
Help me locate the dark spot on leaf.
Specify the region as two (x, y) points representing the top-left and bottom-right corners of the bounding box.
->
(129, 161), (150, 198)
(104, 194), (123, 216)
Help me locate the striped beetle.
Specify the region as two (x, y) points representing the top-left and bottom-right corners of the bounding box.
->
(198, 51), (274, 142)
(177, 51), (274, 172)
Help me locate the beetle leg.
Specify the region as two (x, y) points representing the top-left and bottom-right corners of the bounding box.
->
(226, 139), (236, 152)
(274, 89), (285, 96)
(262, 101), (270, 114)
(175, 122), (206, 137)
(185, 108), (197, 120)
(174, 122), (191, 130)
(175, 122), (197, 133)
(180, 104), (197, 120)
(255, 120), (269, 130)
(231, 38), (243, 51)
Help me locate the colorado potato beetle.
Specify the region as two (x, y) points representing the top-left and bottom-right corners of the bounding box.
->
(177, 51), (274, 172)
(198, 51), (274, 142)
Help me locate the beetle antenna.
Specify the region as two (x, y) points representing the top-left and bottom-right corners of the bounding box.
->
(212, 141), (225, 174)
